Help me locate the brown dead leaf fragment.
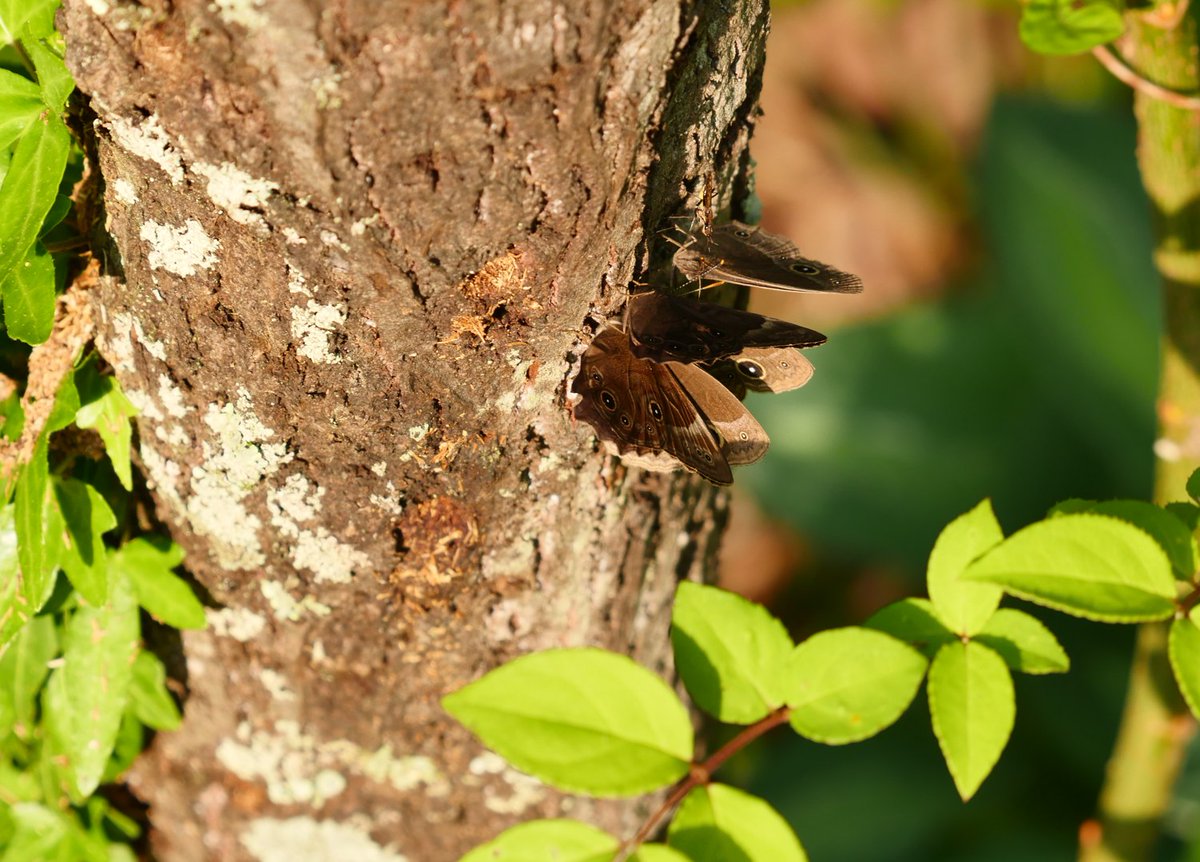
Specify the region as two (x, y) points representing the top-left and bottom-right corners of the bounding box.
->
(390, 496), (480, 587)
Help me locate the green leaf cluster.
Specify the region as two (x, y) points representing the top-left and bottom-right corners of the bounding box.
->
(445, 580), (931, 860)
(1019, 0), (1125, 55)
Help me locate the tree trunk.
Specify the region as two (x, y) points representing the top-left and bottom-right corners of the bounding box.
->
(59, 1), (768, 859)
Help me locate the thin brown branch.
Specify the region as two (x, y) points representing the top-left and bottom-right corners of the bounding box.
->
(1092, 44), (1200, 111)
(616, 706), (792, 859)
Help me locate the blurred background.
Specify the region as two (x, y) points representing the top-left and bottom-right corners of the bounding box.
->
(714, 1), (1199, 859)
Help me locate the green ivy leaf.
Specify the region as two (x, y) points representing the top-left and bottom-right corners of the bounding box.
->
(12, 439), (63, 631)
(460, 820), (618, 862)
(128, 650), (180, 731)
(0, 109), (70, 304)
(784, 627), (927, 745)
(53, 477), (117, 607)
(928, 641), (1014, 801)
(74, 359), (139, 491)
(43, 568), (140, 797)
(443, 648), (693, 796)
(963, 514), (1176, 622)
(1019, 0), (1125, 55)
(110, 537), (203, 630)
(975, 608), (1069, 675)
(1169, 616), (1200, 722)
(1, 244), (56, 345)
(0, 612), (55, 740)
(667, 783), (808, 862)
(671, 581), (794, 724)
(864, 597), (955, 659)
(926, 500), (1004, 636)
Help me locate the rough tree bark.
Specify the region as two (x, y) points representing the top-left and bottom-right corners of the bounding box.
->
(58, 1), (769, 859)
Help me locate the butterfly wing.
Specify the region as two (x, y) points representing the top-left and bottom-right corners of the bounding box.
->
(707, 347), (815, 395)
(673, 221), (863, 294)
(626, 291), (826, 364)
(572, 327), (733, 484)
(668, 361), (769, 466)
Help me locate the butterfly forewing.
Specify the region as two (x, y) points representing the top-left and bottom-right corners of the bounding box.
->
(672, 221), (864, 294)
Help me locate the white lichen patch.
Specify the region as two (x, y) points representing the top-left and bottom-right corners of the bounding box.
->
(209, 606), (266, 642)
(104, 311), (168, 374)
(407, 424), (429, 443)
(465, 752), (546, 815)
(286, 261), (313, 296)
(193, 160), (278, 228)
(290, 301), (347, 364)
(111, 178), (137, 204)
(104, 113), (184, 183)
(211, 0), (267, 31)
(242, 816), (408, 862)
(282, 228), (307, 246)
(319, 229), (348, 252)
(186, 387), (291, 570)
(218, 720), (447, 813)
(370, 461), (387, 477)
(260, 668), (296, 702)
(267, 474), (325, 531)
(261, 579), (331, 621)
(369, 481), (403, 515)
(140, 218), (220, 277)
(157, 373), (189, 418)
(293, 529), (371, 584)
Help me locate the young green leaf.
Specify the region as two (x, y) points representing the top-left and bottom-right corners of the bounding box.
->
(0, 613), (56, 740)
(1188, 468), (1200, 505)
(671, 581), (794, 724)
(0, 69), (44, 151)
(926, 500), (1004, 636)
(1019, 0), (1125, 55)
(100, 711), (143, 786)
(928, 641), (1014, 801)
(23, 29), (73, 112)
(963, 514), (1176, 622)
(43, 569), (140, 797)
(975, 608), (1068, 675)
(630, 844), (692, 862)
(0, 109), (70, 294)
(110, 537), (204, 630)
(443, 648), (693, 796)
(2, 244), (56, 345)
(0, 0), (58, 42)
(54, 477), (117, 606)
(2, 802), (68, 861)
(74, 361), (138, 491)
(129, 649), (181, 731)
(1064, 499), (1198, 582)
(784, 627), (927, 745)
(1, 386), (24, 442)
(1169, 616), (1200, 722)
(667, 783), (807, 862)
(12, 440), (63, 625)
(460, 820), (619, 862)
(864, 598), (955, 658)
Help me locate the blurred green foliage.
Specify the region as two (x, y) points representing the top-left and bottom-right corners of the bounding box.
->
(740, 96), (1169, 860)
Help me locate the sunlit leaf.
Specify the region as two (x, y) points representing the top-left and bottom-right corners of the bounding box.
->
(1019, 0), (1125, 55)
(668, 783), (807, 862)
(671, 581), (793, 724)
(443, 648), (693, 796)
(460, 820), (618, 862)
(926, 500), (1004, 636)
(928, 641), (1014, 801)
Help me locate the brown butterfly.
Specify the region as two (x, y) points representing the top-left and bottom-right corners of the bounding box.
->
(625, 291), (826, 364)
(702, 347), (815, 400)
(572, 326), (768, 485)
(672, 221), (863, 294)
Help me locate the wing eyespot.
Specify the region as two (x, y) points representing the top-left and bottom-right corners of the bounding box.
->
(649, 400), (664, 421)
(600, 391), (617, 411)
(737, 360), (764, 379)
(734, 229), (751, 238)
(790, 262), (819, 275)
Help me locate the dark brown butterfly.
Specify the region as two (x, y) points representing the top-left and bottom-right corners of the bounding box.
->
(572, 326), (768, 485)
(702, 347), (814, 399)
(672, 221), (863, 294)
(625, 291), (826, 364)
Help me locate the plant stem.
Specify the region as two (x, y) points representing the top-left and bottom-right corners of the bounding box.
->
(1082, 5), (1200, 860)
(617, 707), (792, 858)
